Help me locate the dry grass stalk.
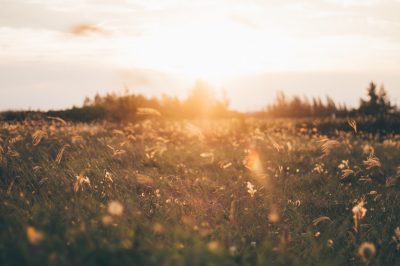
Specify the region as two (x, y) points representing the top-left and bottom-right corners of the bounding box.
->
(55, 144), (70, 164)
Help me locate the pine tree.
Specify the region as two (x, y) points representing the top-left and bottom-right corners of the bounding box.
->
(359, 82), (392, 115)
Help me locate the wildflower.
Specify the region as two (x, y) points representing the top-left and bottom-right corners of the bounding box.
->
(352, 199), (367, 232)
(363, 154), (381, 169)
(357, 242), (376, 263)
(327, 239), (334, 247)
(26, 226), (44, 245)
(108, 201), (124, 216)
(314, 231), (321, 237)
(74, 174), (91, 192)
(246, 181), (257, 197)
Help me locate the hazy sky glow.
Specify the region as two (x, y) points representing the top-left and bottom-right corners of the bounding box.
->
(1, 0), (400, 111)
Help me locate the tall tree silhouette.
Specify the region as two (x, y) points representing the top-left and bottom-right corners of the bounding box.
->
(360, 82), (392, 115)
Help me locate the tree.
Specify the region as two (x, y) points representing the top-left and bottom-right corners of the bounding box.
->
(326, 96), (337, 118)
(359, 82), (392, 115)
(377, 85), (393, 114)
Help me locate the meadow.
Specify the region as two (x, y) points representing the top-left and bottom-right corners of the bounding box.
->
(0, 117), (399, 265)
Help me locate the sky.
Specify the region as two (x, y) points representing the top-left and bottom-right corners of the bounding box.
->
(1, 0), (400, 111)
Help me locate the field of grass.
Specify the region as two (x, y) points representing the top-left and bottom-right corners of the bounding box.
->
(0, 118), (399, 265)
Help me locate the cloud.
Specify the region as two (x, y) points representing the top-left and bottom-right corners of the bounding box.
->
(69, 23), (106, 36)
(0, 26), (118, 64)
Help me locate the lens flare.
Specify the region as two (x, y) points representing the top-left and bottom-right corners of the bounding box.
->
(244, 149), (267, 183)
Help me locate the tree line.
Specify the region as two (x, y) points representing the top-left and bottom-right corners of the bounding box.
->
(74, 80), (233, 121)
(0, 81), (398, 122)
(264, 82), (397, 118)
(0, 80), (234, 122)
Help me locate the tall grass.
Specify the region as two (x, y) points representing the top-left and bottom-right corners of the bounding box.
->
(0, 118), (399, 265)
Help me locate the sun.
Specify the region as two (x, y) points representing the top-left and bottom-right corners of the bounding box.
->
(113, 17), (285, 86)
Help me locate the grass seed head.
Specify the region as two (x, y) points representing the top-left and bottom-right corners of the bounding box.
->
(363, 154), (381, 169)
(348, 119), (357, 133)
(32, 130), (48, 146)
(352, 199), (367, 232)
(319, 138), (341, 157)
(74, 174), (91, 192)
(246, 181), (257, 198)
